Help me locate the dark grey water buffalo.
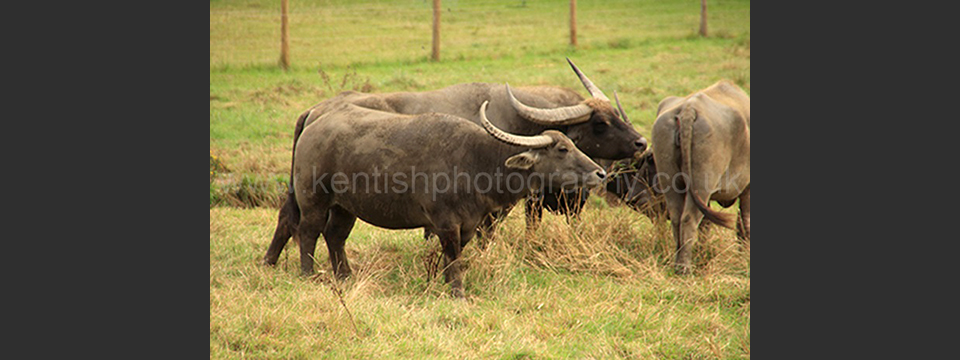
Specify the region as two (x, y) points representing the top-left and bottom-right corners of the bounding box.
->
(265, 59), (646, 253)
(600, 150), (723, 241)
(651, 80), (750, 274)
(263, 100), (605, 297)
(303, 59), (646, 162)
(517, 72), (647, 228)
(599, 150), (667, 221)
(527, 146), (660, 226)
(296, 60), (645, 162)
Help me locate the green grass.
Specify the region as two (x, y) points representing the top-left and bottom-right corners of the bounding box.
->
(210, 0), (750, 176)
(211, 0), (750, 358)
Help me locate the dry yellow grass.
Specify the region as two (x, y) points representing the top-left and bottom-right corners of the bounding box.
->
(210, 198), (749, 359)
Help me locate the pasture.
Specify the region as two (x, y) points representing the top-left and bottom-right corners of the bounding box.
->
(210, 0), (750, 358)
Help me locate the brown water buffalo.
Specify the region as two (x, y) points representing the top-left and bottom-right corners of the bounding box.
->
(263, 100), (605, 298)
(651, 80), (750, 274)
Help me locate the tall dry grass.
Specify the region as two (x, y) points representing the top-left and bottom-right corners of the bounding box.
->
(468, 199), (749, 282)
(211, 196), (749, 358)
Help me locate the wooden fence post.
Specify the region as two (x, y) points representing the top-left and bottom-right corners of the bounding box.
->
(570, 0), (577, 47)
(280, 0), (290, 70)
(699, 0), (708, 37)
(432, 0), (441, 61)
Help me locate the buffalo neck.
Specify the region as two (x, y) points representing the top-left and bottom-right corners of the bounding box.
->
(472, 140), (538, 208)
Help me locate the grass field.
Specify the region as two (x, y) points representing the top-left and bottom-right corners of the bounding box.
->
(211, 0), (750, 358)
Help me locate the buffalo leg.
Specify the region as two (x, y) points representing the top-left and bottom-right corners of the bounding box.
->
(423, 228), (436, 240)
(473, 212), (497, 245)
(736, 186), (751, 242)
(675, 192), (706, 275)
(477, 210), (501, 238)
(263, 194), (298, 266)
(432, 208), (509, 247)
(323, 205), (357, 280)
(434, 226), (465, 298)
(663, 190), (686, 274)
(472, 207), (510, 248)
(295, 207), (327, 277)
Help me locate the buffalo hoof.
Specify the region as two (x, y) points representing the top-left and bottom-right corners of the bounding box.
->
(674, 264), (691, 275)
(261, 257), (278, 267)
(450, 287), (465, 299)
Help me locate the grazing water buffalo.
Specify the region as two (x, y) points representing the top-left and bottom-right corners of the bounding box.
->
(600, 150), (722, 242)
(263, 100), (604, 298)
(265, 59), (646, 252)
(651, 80), (750, 274)
(599, 150), (667, 221)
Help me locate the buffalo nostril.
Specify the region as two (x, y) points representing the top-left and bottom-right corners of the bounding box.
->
(635, 138), (648, 149)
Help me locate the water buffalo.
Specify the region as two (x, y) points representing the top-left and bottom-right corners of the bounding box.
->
(263, 100), (605, 298)
(600, 150), (723, 243)
(651, 80), (750, 274)
(519, 76), (646, 228)
(599, 150), (667, 221)
(266, 59), (646, 250)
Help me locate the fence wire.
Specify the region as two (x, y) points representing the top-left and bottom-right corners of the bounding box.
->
(211, 1), (748, 68)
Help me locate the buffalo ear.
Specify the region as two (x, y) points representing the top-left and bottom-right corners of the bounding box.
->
(505, 152), (540, 170)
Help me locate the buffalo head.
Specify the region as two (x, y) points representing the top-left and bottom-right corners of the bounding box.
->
(505, 58), (647, 161)
(604, 150), (667, 220)
(479, 101), (606, 192)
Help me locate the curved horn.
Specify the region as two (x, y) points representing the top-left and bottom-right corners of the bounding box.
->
(613, 90), (629, 123)
(505, 84), (592, 125)
(479, 101), (554, 148)
(566, 57), (610, 102)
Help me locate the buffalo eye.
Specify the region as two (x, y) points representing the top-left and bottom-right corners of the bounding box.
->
(558, 146), (569, 153)
(592, 121), (608, 134)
